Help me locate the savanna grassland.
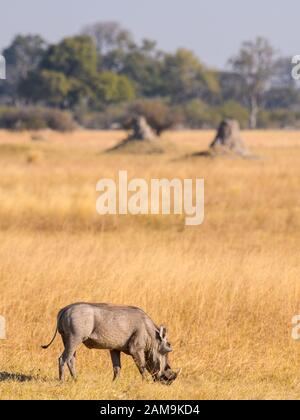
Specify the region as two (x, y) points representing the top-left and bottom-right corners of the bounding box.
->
(0, 129), (300, 400)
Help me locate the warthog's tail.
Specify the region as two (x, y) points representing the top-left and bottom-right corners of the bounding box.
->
(41, 326), (58, 349)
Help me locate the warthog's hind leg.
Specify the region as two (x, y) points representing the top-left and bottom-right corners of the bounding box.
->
(67, 351), (77, 380)
(110, 350), (121, 381)
(59, 355), (65, 382)
(59, 336), (80, 382)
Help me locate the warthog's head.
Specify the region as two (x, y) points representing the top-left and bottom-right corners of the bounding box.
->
(146, 325), (180, 385)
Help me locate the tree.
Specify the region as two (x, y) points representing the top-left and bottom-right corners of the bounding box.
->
(271, 57), (297, 89)
(93, 72), (135, 105)
(161, 49), (219, 104)
(40, 36), (98, 82)
(19, 35), (135, 109)
(120, 40), (165, 97)
(262, 57), (300, 110)
(19, 70), (71, 107)
(1, 35), (47, 103)
(229, 37), (276, 129)
(82, 21), (133, 57)
(264, 87), (300, 110)
(37, 36), (100, 109)
(218, 71), (245, 104)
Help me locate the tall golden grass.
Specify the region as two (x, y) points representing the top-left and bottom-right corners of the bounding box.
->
(0, 129), (300, 400)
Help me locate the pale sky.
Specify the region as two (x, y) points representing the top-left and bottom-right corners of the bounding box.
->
(0, 0), (298, 68)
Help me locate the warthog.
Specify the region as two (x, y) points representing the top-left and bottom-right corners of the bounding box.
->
(42, 303), (180, 384)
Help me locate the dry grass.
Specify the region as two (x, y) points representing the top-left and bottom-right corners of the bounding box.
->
(0, 129), (300, 400)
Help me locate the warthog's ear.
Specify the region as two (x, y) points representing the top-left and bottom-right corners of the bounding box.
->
(159, 325), (167, 340)
(157, 326), (172, 353)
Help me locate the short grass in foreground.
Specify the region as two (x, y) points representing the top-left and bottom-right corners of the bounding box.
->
(0, 129), (300, 400)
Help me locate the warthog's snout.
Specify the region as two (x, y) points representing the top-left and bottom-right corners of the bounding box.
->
(155, 368), (182, 385)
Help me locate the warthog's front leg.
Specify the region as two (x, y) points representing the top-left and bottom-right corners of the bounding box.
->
(110, 350), (121, 381)
(131, 350), (147, 380)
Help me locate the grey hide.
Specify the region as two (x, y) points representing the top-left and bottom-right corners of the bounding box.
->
(42, 303), (180, 384)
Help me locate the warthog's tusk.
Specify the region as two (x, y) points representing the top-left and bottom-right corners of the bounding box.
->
(176, 368), (182, 377)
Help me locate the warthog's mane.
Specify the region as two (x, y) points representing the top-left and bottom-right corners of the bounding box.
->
(144, 325), (168, 376)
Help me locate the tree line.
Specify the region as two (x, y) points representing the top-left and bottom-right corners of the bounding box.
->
(0, 21), (299, 131)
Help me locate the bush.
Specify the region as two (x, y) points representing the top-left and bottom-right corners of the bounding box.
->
(0, 107), (77, 131)
(44, 109), (77, 131)
(257, 109), (300, 129)
(217, 101), (249, 128)
(182, 100), (249, 129)
(182, 100), (215, 128)
(74, 105), (126, 129)
(123, 99), (182, 135)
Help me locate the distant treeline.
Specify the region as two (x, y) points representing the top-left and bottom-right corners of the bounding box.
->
(0, 22), (299, 131)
